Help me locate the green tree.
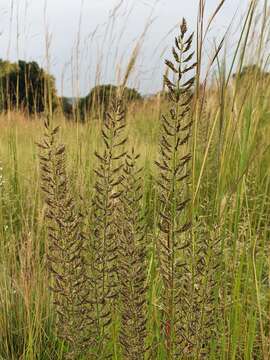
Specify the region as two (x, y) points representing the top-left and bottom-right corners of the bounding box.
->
(0, 59), (57, 114)
(60, 97), (74, 118)
(78, 84), (142, 120)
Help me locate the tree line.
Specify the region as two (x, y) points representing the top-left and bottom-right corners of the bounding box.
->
(0, 59), (142, 119)
(1, 59), (267, 120)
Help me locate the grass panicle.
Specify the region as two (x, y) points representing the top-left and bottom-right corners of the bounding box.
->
(38, 117), (90, 358)
(118, 149), (148, 360)
(186, 219), (224, 359)
(155, 18), (196, 359)
(89, 95), (127, 358)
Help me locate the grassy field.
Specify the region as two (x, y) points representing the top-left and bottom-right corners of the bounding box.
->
(1, 1), (270, 359)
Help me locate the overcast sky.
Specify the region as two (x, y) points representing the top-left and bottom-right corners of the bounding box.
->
(0, 0), (249, 97)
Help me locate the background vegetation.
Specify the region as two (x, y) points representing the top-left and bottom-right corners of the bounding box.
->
(0, 0), (270, 359)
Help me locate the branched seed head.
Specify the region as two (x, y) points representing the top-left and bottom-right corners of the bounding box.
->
(38, 117), (90, 358)
(118, 149), (148, 360)
(155, 18), (196, 359)
(89, 96), (127, 358)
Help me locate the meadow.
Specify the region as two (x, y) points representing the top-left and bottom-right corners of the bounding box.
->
(0, 1), (270, 359)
